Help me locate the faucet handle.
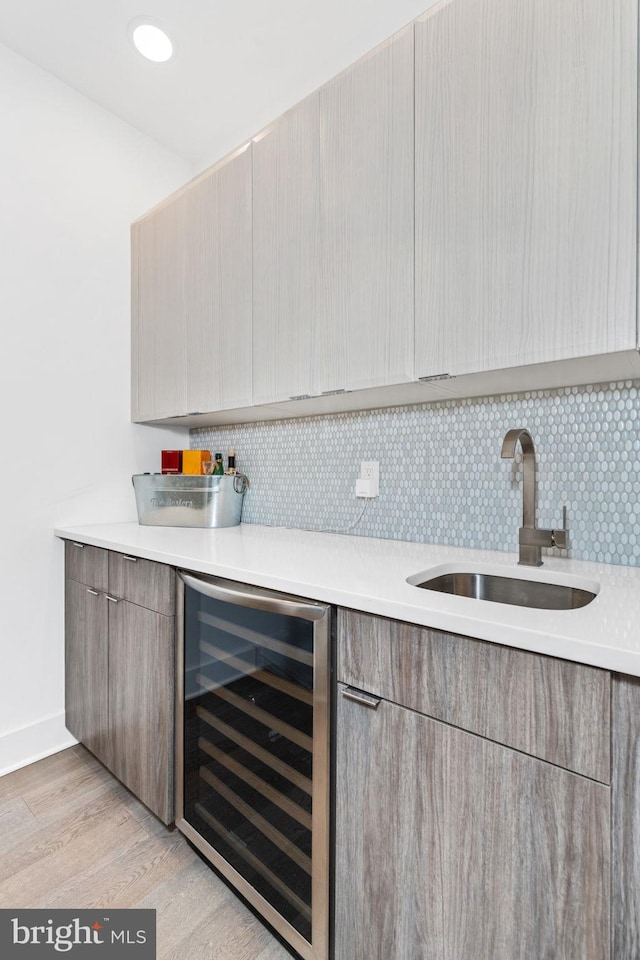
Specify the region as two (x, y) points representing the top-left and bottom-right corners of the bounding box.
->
(551, 506), (568, 550)
(519, 506), (569, 551)
(551, 529), (567, 549)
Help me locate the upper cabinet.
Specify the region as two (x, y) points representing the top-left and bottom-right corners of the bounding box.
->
(132, 0), (639, 426)
(185, 146), (252, 414)
(315, 26), (415, 394)
(132, 146), (252, 422)
(252, 28), (415, 406)
(252, 95), (320, 405)
(132, 190), (188, 422)
(414, 0), (637, 380)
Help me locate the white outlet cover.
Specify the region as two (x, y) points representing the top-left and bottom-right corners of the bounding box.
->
(358, 461), (379, 497)
(360, 460), (379, 482)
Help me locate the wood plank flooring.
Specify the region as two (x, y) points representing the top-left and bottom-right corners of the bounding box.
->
(0, 746), (292, 960)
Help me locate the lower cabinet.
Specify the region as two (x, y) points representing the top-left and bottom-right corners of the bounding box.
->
(63, 549), (638, 955)
(335, 609), (611, 960)
(108, 598), (174, 824)
(65, 579), (110, 769)
(335, 685), (609, 960)
(64, 542), (175, 824)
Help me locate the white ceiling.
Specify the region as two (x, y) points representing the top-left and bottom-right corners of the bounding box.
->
(0, 0), (437, 171)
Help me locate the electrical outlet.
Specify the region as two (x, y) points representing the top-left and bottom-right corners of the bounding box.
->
(356, 460), (379, 498)
(361, 461), (379, 482)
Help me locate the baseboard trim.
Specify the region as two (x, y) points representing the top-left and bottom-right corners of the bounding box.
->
(0, 712), (78, 778)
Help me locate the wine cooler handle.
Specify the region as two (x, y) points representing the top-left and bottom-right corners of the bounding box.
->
(341, 687), (382, 710)
(179, 571), (329, 622)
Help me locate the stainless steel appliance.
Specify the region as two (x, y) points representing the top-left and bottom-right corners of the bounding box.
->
(175, 572), (331, 960)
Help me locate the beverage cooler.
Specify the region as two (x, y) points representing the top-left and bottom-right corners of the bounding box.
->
(175, 571), (331, 960)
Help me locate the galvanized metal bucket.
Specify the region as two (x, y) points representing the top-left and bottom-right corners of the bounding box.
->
(132, 473), (249, 528)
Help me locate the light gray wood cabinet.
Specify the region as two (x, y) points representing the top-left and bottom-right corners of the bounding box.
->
(335, 609), (612, 959)
(414, 0), (637, 381)
(315, 26), (414, 394)
(64, 543), (175, 823)
(132, 146), (252, 422)
(132, 193), (188, 421)
(131, 0), (639, 426)
(252, 26), (415, 406)
(184, 145), (252, 414)
(252, 95), (320, 405)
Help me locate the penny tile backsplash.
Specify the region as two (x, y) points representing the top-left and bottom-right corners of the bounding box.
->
(191, 379), (640, 567)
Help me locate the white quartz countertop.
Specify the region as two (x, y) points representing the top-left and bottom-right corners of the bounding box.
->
(55, 521), (640, 676)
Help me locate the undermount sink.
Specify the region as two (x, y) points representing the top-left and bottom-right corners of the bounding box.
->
(407, 564), (598, 611)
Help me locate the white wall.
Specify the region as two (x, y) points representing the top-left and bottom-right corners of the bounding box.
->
(0, 42), (192, 775)
(190, 0), (442, 172)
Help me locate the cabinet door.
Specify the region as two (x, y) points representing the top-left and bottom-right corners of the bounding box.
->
(316, 26), (414, 394)
(252, 95), (319, 405)
(612, 674), (640, 958)
(184, 146), (253, 414)
(132, 147), (252, 422)
(335, 686), (609, 960)
(132, 195), (188, 421)
(108, 551), (174, 617)
(415, 0), (637, 379)
(108, 600), (174, 824)
(64, 580), (110, 768)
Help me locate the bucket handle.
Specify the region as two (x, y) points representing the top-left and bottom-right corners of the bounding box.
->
(233, 473), (249, 494)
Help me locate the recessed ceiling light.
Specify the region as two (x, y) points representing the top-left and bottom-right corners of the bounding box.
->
(130, 20), (174, 63)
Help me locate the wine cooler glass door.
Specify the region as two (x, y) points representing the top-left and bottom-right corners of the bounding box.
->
(176, 572), (330, 960)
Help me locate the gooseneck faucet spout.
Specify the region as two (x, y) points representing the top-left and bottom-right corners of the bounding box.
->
(501, 428), (568, 567)
(501, 428), (537, 535)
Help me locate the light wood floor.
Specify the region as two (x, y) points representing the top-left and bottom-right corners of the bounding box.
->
(0, 745), (292, 960)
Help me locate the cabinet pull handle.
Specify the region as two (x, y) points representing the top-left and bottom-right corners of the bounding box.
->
(86, 588), (99, 596)
(341, 687), (381, 710)
(123, 555), (138, 562)
(105, 594), (120, 603)
(418, 372), (452, 382)
(72, 542), (85, 548)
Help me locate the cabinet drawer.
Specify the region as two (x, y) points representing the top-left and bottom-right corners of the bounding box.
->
(338, 609), (610, 783)
(108, 551), (174, 616)
(65, 541), (108, 591)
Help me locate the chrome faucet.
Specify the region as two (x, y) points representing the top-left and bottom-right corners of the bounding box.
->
(500, 428), (568, 566)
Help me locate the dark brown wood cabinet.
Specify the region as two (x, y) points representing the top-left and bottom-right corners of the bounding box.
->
(335, 609), (612, 960)
(63, 552), (640, 952)
(109, 599), (174, 824)
(612, 675), (640, 959)
(64, 542), (175, 823)
(64, 578), (110, 769)
(338, 609), (610, 782)
(108, 551), (174, 617)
